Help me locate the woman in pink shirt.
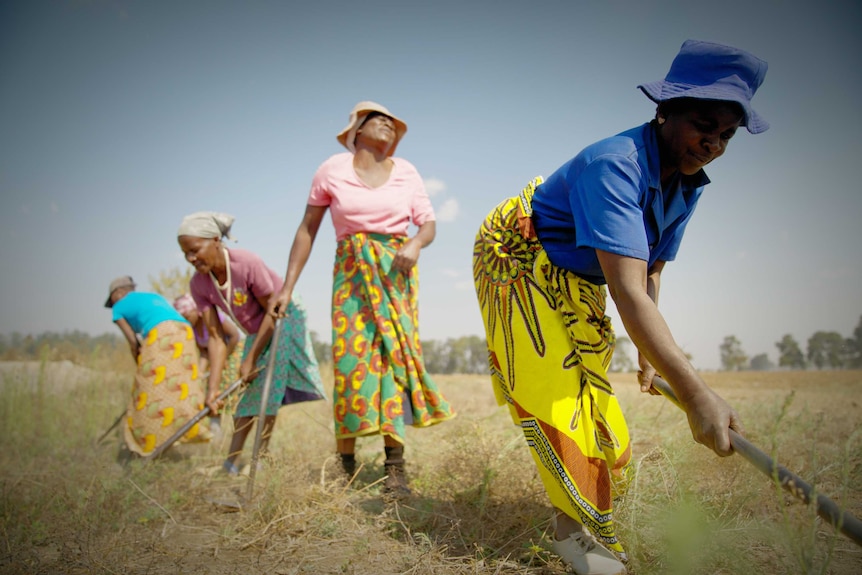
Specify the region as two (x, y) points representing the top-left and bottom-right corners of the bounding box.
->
(178, 212), (326, 475)
(270, 101), (454, 496)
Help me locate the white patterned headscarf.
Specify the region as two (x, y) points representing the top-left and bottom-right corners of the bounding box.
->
(172, 293), (197, 315)
(177, 212), (235, 240)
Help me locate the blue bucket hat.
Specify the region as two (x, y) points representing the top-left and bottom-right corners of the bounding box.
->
(638, 39), (769, 134)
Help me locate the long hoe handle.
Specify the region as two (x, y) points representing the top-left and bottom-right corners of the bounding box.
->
(98, 370), (212, 445)
(246, 317), (282, 501)
(96, 409), (126, 444)
(651, 375), (862, 547)
(142, 376), (247, 461)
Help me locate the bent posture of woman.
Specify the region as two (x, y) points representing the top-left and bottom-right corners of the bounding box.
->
(178, 212), (326, 475)
(270, 101), (454, 495)
(473, 40), (768, 575)
(173, 293), (243, 435)
(106, 276), (209, 456)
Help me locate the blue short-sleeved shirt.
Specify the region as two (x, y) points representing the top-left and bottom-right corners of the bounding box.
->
(112, 291), (188, 336)
(530, 122), (709, 285)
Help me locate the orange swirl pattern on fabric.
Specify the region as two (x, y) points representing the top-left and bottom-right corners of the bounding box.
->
(331, 233), (455, 442)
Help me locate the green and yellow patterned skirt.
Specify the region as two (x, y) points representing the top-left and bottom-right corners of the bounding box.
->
(331, 232), (455, 443)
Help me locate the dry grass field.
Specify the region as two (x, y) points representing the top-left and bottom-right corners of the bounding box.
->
(1, 361), (861, 574)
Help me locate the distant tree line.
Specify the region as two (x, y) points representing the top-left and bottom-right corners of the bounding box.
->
(421, 336), (489, 374)
(311, 334), (489, 374)
(0, 330), (492, 375)
(312, 333), (639, 375)
(125, 267), (862, 373)
(6, 314), (862, 375)
(719, 314), (862, 371)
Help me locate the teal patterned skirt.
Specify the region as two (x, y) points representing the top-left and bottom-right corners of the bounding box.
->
(234, 297), (326, 417)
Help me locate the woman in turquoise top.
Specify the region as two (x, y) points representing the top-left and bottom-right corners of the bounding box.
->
(473, 40), (769, 575)
(106, 276), (210, 456)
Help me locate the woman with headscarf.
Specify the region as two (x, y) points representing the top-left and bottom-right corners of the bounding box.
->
(269, 101), (454, 496)
(172, 293), (243, 435)
(177, 212), (326, 475)
(105, 276), (210, 456)
(472, 40), (769, 574)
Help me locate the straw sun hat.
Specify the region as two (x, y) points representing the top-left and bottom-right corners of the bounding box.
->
(336, 101), (407, 156)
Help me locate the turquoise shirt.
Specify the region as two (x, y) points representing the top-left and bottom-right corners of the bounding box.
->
(531, 122), (709, 285)
(112, 292), (188, 336)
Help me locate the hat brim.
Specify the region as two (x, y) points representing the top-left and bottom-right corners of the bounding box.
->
(104, 282), (135, 308)
(336, 109), (408, 156)
(638, 81), (769, 134)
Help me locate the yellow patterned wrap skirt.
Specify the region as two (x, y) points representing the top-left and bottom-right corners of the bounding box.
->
(472, 178), (632, 553)
(125, 320), (210, 455)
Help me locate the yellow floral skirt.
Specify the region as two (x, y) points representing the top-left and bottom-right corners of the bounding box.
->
(125, 321), (210, 455)
(472, 178), (632, 553)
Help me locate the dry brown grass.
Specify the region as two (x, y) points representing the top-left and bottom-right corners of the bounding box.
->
(1, 363), (861, 574)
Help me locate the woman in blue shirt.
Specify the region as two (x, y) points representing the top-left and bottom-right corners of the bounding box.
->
(106, 276), (210, 456)
(472, 40), (769, 575)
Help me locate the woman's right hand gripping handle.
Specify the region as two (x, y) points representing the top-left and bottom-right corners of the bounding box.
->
(206, 384), (223, 415)
(268, 289), (292, 319)
(598, 249), (745, 458)
(679, 386), (745, 457)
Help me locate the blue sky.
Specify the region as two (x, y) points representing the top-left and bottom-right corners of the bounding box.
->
(1, 0), (860, 369)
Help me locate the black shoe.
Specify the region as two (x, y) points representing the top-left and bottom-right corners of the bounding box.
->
(340, 453), (356, 476)
(383, 445), (411, 498)
(383, 462), (411, 498)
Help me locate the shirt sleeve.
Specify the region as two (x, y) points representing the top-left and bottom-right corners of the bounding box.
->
(243, 253), (277, 301)
(570, 154), (649, 261)
(111, 297), (127, 323)
(656, 208), (696, 262)
(189, 275), (214, 312)
(307, 159), (333, 207)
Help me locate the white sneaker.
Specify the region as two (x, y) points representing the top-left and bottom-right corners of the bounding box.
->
(551, 531), (626, 575)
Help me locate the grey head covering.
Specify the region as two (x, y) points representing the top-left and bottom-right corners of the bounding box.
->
(176, 212), (236, 240)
